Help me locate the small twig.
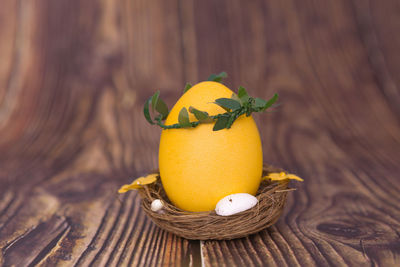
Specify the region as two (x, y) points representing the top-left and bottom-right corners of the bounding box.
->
(275, 188), (297, 193)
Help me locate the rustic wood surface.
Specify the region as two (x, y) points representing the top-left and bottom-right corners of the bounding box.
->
(1, 0), (399, 266)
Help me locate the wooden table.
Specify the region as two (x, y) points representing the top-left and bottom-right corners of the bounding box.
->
(1, 0), (399, 266)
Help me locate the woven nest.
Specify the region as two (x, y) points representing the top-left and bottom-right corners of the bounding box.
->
(138, 165), (291, 240)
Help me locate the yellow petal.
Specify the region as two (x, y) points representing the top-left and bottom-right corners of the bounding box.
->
(263, 173), (282, 180)
(286, 174), (304, 181)
(262, 172), (303, 182)
(262, 173), (285, 181)
(118, 173), (158, 193)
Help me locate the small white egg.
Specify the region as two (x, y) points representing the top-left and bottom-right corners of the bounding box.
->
(151, 199), (164, 212)
(215, 193), (258, 216)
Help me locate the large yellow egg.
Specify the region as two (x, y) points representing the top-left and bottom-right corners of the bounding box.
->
(159, 81), (263, 212)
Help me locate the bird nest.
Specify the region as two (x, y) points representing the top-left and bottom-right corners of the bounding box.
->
(137, 165), (292, 240)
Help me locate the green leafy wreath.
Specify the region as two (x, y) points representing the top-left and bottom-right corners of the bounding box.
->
(143, 72), (279, 131)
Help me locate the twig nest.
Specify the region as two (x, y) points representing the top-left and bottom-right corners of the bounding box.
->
(136, 165), (296, 240)
(215, 193), (258, 216)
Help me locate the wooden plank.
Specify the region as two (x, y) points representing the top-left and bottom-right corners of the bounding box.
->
(0, 0), (399, 266)
(352, 0), (400, 115)
(185, 0), (400, 266)
(0, 0), (199, 266)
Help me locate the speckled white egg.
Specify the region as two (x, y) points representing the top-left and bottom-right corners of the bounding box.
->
(215, 193), (258, 216)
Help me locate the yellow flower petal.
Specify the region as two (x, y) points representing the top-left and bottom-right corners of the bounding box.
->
(118, 173), (158, 193)
(286, 174), (304, 181)
(262, 172), (303, 182)
(264, 173), (283, 180)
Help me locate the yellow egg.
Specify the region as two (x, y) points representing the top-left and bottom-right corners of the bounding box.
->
(159, 81), (263, 212)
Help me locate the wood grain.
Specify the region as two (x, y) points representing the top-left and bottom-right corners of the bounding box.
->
(0, 0), (399, 266)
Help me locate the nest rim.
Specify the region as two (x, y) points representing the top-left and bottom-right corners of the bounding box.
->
(138, 165), (291, 240)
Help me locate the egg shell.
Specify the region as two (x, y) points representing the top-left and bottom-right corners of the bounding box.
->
(159, 81), (263, 212)
(215, 193), (258, 216)
(151, 199), (164, 212)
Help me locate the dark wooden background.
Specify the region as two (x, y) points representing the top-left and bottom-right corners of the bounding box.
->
(1, 0), (399, 266)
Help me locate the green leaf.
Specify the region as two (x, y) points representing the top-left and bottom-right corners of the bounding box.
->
(183, 83), (192, 93)
(150, 90), (169, 119)
(231, 93), (241, 102)
(226, 114), (237, 129)
(207, 72), (227, 82)
(262, 93), (279, 110)
(254, 97), (267, 108)
(143, 96), (154, 124)
(151, 91), (160, 112)
(155, 98), (169, 119)
(213, 116), (229, 131)
(215, 98), (241, 111)
(237, 86), (250, 103)
(246, 107), (252, 116)
(188, 106), (211, 122)
(178, 107), (191, 127)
